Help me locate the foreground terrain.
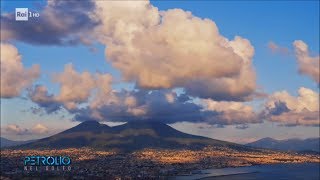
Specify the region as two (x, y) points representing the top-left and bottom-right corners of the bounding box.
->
(1, 146), (319, 179)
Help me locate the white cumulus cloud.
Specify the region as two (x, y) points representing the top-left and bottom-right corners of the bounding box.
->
(0, 43), (40, 98)
(93, 1), (257, 101)
(265, 87), (319, 126)
(293, 40), (319, 84)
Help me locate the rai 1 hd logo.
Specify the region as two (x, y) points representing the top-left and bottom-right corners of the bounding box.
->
(15, 8), (40, 21)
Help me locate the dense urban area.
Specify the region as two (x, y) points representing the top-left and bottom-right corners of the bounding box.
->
(1, 146), (319, 179)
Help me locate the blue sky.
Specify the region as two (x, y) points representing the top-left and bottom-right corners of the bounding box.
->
(1, 0), (319, 142)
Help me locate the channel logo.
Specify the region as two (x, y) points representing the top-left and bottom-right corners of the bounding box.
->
(15, 8), (40, 21)
(15, 8), (28, 21)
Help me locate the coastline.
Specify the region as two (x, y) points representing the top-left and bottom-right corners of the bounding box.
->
(174, 163), (320, 180)
(199, 172), (259, 180)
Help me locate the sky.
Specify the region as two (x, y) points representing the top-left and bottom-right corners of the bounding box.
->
(0, 0), (319, 143)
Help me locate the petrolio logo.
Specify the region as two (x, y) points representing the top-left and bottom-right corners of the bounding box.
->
(24, 156), (71, 166)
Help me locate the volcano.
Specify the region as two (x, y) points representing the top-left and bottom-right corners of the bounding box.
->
(17, 121), (255, 152)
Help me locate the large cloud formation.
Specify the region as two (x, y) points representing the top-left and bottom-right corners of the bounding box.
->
(29, 65), (261, 126)
(74, 90), (204, 123)
(264, 87), (319, 126)
(29, 64), (113, 111)
(2, 0), (258, 101)
(94, 1), (257, 101)
(1, 0), (98, 45)
(293, 40), (319, 84)
(1, 43), (40, 98)
(46, 88), (261, 126)
(52, 64), (112, 110)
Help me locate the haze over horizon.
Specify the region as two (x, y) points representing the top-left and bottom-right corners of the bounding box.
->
(1, 0), (319, 143)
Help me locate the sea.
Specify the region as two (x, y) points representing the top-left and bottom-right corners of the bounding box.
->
(173, 163), (320, 180)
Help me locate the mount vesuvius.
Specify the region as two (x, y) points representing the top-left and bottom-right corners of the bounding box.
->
(14, 121), (257, 152)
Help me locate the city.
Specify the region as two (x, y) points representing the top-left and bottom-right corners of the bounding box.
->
(1, 146), (319, 179)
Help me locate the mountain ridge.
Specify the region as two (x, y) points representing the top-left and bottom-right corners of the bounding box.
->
(0, 137), (36, 148)
(246, 137), (320, 152)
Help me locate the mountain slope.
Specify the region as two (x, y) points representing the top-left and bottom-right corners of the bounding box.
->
(17, 121), (256, 152)
(1, 137), (35, 148)
(246, 137), (320, 152)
